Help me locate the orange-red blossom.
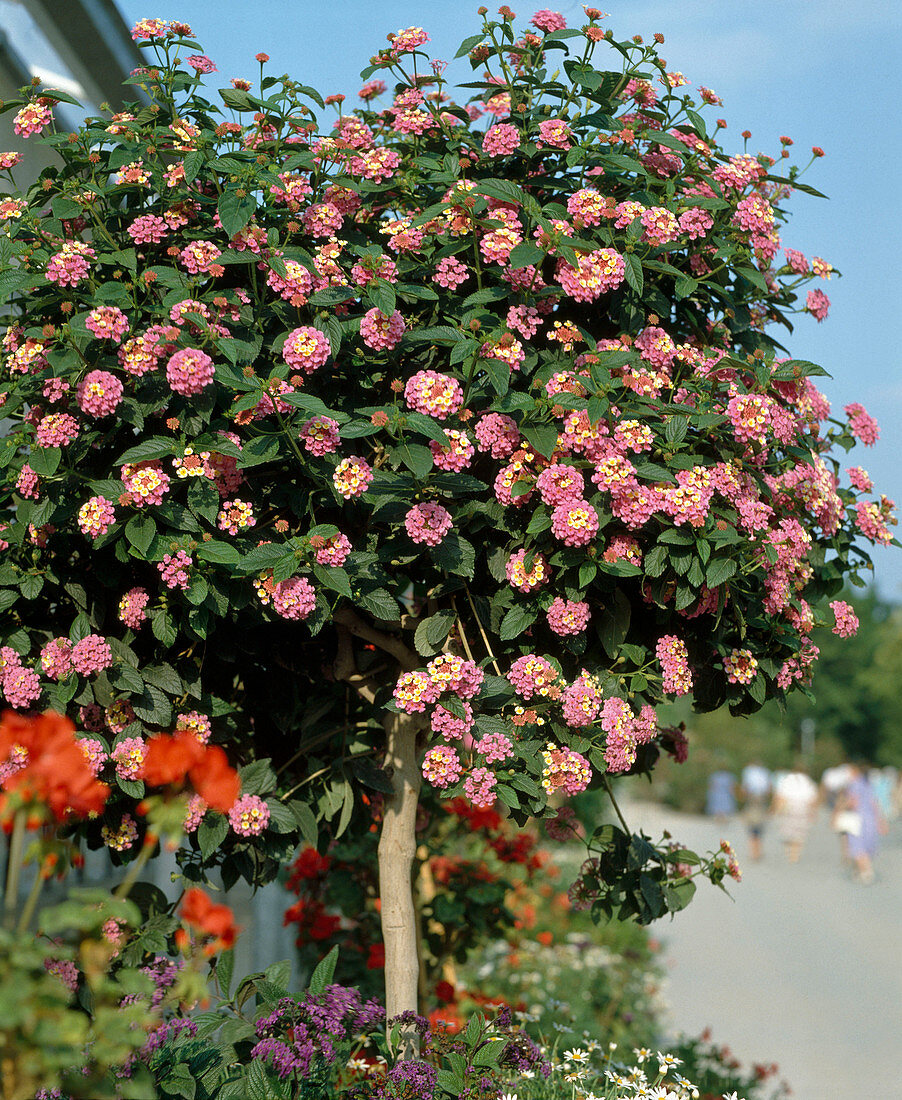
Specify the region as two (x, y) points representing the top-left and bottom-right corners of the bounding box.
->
(0, 709), (109, 823)
(139, 732), (240, 812)
(176, 886), (239, 955)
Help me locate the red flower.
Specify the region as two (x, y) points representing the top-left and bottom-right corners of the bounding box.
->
(140, 733), (240, 812)
(366, 942), (385, 970)
(178, 887), (239, 954)
(0, 710), (108, 821)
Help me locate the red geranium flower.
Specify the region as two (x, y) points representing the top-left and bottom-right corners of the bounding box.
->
(140, 733), (240, 812)
(178, 886), (239, 954)
(0, 710), (109, 822)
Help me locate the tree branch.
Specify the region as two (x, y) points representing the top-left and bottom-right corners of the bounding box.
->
(334, 606), (420, 672)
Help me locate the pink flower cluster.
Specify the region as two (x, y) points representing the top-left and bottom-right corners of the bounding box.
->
(430, 428), (473, 472)
(506, 549), (550, 593)
(47, 241), (95, 286)
(404, 370), (463, 420)
(111, 737), (146, 780)
(121, 461), (170, 507)
(36, 412), (79, 447)
(422, 744), (463, 788)
(77, 370), (123, 417)
(283, 326), (331, 374)
(118, 587), (150, 629)
(77, 496), (116, 539)
(405, 502), (452, 546)
(228, 794), (270, 836)
(40, 638), (72, 680)
(86, 306), (129, 343)
(158, 550), (192, 590)
(561, 671), (602, 728)
(433, 257), (468, 289)
(546, 598), (590, 636)
(724, 648), (758, 685)
(463, 766), (497, 808)
(72, 634), (113, 676)
(843, 403), (879, 446)
(483, 123), (521, 157)
(218, 499), (255, 535)
(601, 697), (657, 773)
(475, 412), (519, 458)
(333, 456), (373, 499)
(541, 743), (591, 796)
(272, 577), (317, 620)
(656, 635), (692, 695)
(300, 416), (340, 455)
(360, 308), (405, 350)
(551, 500), (599, 546)
(314, 532), (351, 566)
(830, 600), (859, 638)
(476, 731), (514, 764)
(507, 654), (559, 700)
(555, 249), (625, 301)
(166, 347), (215, 395)
(430, 701), (473, 740)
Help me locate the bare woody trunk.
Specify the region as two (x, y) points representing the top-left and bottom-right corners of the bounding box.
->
(378, 710), (422, 1058)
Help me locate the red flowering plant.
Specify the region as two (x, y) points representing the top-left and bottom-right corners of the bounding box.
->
(0, 709), (243, 1100)
(0, 6), (897, 1042)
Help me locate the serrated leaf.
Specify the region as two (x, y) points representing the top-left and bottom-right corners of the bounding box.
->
(499, 604), (537, 641)
(125, 514), (156, 556)
(705, 557), (737, 588)
(218, 189), (256, 238)
(358, 587), (400, 621)
(623, 252), (644, 295)
(197, 814), (228, 860)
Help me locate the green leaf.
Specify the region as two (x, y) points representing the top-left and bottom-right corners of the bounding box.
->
(183, 149), (204, 184)
(507, 240), (545, 268)
(414, 611), (456, 657)
(705, 557), (737, 588)
(623, 253), (644, 295)
(309, 945), (340, 996)
(26, 447), (61, 477)
(429, 533), (475, 578)
(395, 443), (433, 479)
(197, 814), (228, 860)
(499, 604), (537, 641)
(125, 514), (156, 556)
(116, 438), (176, 465)
(288, 801), (318, 848)
(312, 563), (352, 598)
(195, 540), (241, 565)
(238, 759), (277, 796)
(236, 435), (280, 468)
(521, 422), (559, 459)
(217, 189), (256, 238)
(366, 278), (396, 316)
(358, 587), (400, 621)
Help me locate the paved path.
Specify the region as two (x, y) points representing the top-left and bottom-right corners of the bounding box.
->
(622, 799), (902, 1100)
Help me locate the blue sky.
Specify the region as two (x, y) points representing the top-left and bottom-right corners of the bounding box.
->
(115, 0), (902, 597)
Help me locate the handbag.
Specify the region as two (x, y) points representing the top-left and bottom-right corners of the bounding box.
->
(834, 810), (862, 837)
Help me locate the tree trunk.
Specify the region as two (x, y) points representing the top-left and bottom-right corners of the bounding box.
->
(378, 710), (422, 1058)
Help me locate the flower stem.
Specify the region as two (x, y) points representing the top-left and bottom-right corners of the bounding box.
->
(3, 810), (26, 928)
(602, 774), (631, 835)
(16, 862), (45, 934)
(114, 834), (157, 900)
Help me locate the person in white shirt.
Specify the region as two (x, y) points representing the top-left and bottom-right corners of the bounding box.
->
(772, 763), (819, 863)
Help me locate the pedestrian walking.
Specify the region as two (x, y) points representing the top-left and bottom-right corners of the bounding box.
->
(772, 762), (819, 863)
(705, 767), (736, 822)
(833, 763), (888, 884)
(740, 760), (772, 861)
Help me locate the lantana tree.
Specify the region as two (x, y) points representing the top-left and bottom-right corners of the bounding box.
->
(0, 4), (895, 1051)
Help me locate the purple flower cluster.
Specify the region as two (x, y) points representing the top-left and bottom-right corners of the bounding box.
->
(375, 1059), (437, 1099)
(250, 984), (384, 1080)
